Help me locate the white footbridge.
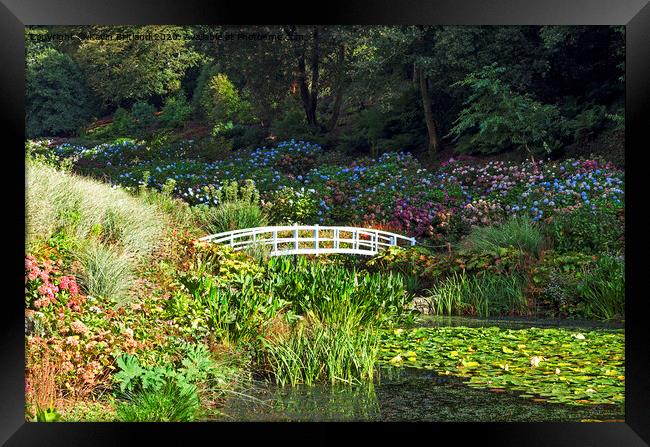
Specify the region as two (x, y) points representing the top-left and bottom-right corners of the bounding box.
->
(199, 225), (416, 256)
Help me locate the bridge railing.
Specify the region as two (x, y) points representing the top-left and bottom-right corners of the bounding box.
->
(198, 224), (416, 256)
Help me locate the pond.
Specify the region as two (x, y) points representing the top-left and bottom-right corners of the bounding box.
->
(215, 316), (625, 422)
(415, 315), (625, 330)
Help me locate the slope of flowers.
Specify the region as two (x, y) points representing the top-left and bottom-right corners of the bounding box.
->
(38, 138), (624, 239)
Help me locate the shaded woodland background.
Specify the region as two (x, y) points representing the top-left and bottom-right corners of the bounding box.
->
(26, 25), (624, 164)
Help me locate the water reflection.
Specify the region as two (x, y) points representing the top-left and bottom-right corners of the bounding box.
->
(416, 315), (624, 331)
(218, 381), (380, 422)
(217, 367), (623, 422)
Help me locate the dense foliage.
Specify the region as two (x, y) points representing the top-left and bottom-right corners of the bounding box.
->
(25, 25), (623, 160)
(26, 48), (95, 138)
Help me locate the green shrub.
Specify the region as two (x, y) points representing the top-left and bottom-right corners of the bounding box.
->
(539, 269), (582, 317)
(25, 140), (74, 172)
(94, 102), (157, 139)
(577, 255), (624, 320)
(550, 207), (624, 255)
(269, 99), (312, 141)
(194, 67), (252, 126)
(533, 251), (623, 320)
(113, 343), (227, 394)
(192, 63), (218, 117)
(177, 272), (288, 344)
(460, 216), (544, 257)
(260, 323), (379, 386)
(338, 88), (427, 156)
(563, 104), (609, 140)
(159, 93), (192, 129)
(237, 125), (268, 150)
(26, 48), (95, 137)
(183, 240), (264, 283)
(182, 135), (234, 162)
(110, 107), (133, 135)
(366, 247), (447, 292)
(130, 100), (157, 136)
(262, 186), (319, 225)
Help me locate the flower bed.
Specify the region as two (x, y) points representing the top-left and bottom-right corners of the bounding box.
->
(35, 138), (624, 245)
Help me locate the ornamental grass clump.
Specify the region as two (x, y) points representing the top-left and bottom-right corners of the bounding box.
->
(26, 163), (165, 258)
(74, 241), (133, 303)
(197, 201), (268, 235)
(27, 163), (165, 303)
(460, 216), (544, 257)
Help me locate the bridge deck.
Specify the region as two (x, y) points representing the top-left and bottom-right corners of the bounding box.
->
(199, 224), (416, 256)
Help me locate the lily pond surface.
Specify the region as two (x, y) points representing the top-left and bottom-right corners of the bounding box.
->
(217, 317), (624, 422)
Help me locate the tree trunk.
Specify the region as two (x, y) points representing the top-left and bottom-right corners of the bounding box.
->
(413, 62), (418, 87)
(326, 84), (344, 132)
(294, 27), (321, 129)
(308, 26), (320, 129)
(326, 44), (345, 132)
(418, 68), (440, 154)
(296, 54), (314, 127)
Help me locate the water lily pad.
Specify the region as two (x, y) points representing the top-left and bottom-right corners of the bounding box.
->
(378, 326), (624, 407)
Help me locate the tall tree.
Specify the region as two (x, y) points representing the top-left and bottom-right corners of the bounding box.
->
(74, 25), (202, 107)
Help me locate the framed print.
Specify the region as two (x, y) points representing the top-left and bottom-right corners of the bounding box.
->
(1, 0), (649, 444)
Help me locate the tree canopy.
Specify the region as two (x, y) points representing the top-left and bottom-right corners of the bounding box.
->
(25, 25), (624, 158)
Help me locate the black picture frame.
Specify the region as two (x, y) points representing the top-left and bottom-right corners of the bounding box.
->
(2, 0), (648, 444)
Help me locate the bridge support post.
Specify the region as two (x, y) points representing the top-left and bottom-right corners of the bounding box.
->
(294, 223), (299, 251)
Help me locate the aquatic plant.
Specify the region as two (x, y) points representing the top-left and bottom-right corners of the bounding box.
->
(266, 257), (412, 330)
(425, 272), (528, 317)
(260, 323), (379, 386)
(115, 380), (202, 422)
(380, 326), (624, 406)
